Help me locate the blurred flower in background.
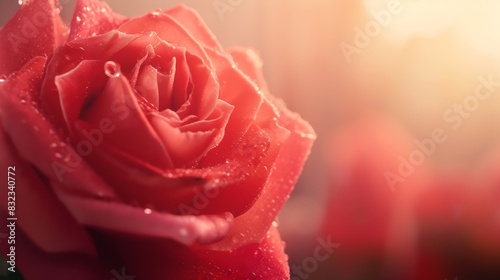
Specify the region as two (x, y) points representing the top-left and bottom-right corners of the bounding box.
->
(2, 0), (500, 279)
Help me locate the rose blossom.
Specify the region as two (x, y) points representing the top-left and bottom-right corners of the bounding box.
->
(0, 0), (315, 279)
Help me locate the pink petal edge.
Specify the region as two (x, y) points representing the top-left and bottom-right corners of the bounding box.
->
(54, 186), (234, 246)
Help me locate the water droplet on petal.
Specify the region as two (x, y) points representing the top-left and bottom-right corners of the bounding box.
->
(76, 16), (81, 22)
(104, 61), (121, 78)
(144, 208), (152, 214)
(151, 8), (162, 17)
(54, 153), (63, 159)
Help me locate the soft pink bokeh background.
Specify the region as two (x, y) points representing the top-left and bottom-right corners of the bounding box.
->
(3, 0), (500, 278)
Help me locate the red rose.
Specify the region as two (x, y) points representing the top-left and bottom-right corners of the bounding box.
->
(0, 0), (315, 279)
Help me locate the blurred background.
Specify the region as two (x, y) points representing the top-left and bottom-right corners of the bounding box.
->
(2, 0), (500, 279)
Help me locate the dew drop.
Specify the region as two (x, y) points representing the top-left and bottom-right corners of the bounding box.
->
(54, 153), (63, 159)
(151, 8), (162, 17)
(18, 0), (25, 5)
(76, 16), (82, 22)
(104, 61), (121, 78)
(144, 208), (152, 214)
(0, 78), (5, 83)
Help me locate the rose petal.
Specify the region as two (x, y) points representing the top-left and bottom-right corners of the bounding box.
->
(128, 44), (154, 87)
(80, 63), (172, 169)
(0, 125), (96, 256)
(197, 113), (289, 218)
(157, 58), (176, 110)
(92, 225), (289, 280)
(69, 0), (127, 41)
(62, 131), (224, 213)
(166, 4), (224, 52)
(0, 57), (117, 199)
(182, 53), (219, 120)
(208, 102), (313, 250)
(0, 0), (67, 76)
(199, 48), (264, 165)
(136, 64), (160, 108)
(11, 230), (110, 280)
(207, 50), (316, 250)
(175, 99), (233, 132)
(56, 59), (107, 134)
(149, 98), (233, 166)
(188, 226), (290, 280)
(118, 11), (212, 67)
(41, 30), (141, 128)
(152, 42), (191, 112)
(54, 187), (233, 246)
(230, 48), (265, 87)
(149, 115), (217, 166)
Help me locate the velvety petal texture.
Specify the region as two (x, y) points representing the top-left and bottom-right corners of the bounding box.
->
(92, 226), (290, 280)
(68, 0), (126, 41)
(0, 125), (97, 256)
(0, 0), (67, 76)
(0, 1), (315, 279)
